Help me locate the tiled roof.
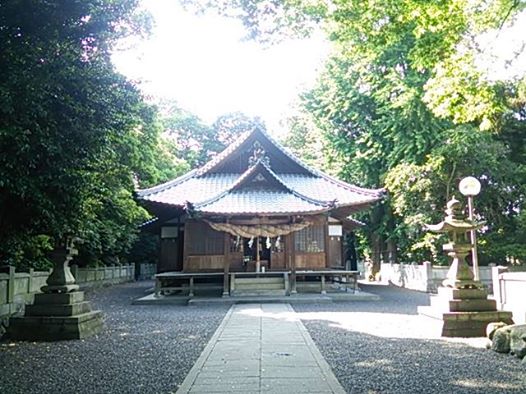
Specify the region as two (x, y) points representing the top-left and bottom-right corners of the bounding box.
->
(195, 161), (330, 207)
(279, 174), (381, 207)
(197, 191), (328, 215)
(137, 126), (384, 216)
(137, 173), (239, 206)
(138, 172), (381, 214)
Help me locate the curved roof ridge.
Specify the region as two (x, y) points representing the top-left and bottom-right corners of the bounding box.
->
(256, 127), (320, 177)
(259, 128), (385, 197)
(136, 169), (197, 197)
(193, 162), (263, 208)
(194, 128), (255, 176)
(263, 163), (333, 207)
(194, 125), (321, 178)
(194, 160), (331, 211)
(315, 172), (385, 197)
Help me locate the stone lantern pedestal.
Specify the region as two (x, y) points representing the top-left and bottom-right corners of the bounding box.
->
(9, 240), (103, 341)
(417, 198), (513, 337)
(419, 289), (513, 337)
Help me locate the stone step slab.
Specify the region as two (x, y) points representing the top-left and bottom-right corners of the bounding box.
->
(33, 291), (86, 305)
(25, 301), (93, 317)
(437, 287), (488, 300)
(231, 290), (288, 297)
(8, 310), (103, 341)
(234, 283), (285, 290)
(234, 278), (285, 285)
(430, 297), (497, 312)
(418, 306), (514, 337)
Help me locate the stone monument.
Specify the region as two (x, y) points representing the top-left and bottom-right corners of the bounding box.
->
(418, 197), (513, 337)
(9, 238), (103, 340)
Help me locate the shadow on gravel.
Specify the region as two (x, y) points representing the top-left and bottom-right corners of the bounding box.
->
(295, 283), (526, 394)
(0, 281), (230, 394)
(302, 326), (526, 393)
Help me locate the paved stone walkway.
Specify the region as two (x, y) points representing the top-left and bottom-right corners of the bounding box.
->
(176, 303), (345, 393)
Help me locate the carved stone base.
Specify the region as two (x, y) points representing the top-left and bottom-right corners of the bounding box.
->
(8, 291), (103, 341)
(418, 286), (514, 337)
(442, 279), (484, 290)
(41, 284), (80, 293)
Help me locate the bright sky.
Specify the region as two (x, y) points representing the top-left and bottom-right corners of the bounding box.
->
(112, 2), (526, 136)
(112, 0), (328, 135)
(475, 10), (526, 81)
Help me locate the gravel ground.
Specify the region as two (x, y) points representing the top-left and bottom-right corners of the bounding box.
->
(294, 283), (526, 394)
(2, 281), (525, 394)
(0, 281), (229, 394)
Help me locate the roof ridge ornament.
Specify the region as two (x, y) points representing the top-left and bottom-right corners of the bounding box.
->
(248, 141), (270, 167)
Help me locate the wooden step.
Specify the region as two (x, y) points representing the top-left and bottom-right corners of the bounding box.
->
(231, 289), (288, 297)
(235, 283), (285, 290)
(234, 277), (285, 285)
(231, 276), (287, 296)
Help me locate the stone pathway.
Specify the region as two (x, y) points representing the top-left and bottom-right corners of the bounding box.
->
(176, 303), (345, 393)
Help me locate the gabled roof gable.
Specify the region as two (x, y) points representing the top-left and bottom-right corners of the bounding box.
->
(137, 125), (385, 216)
(196, 126), (313, 176)
(194, 160), (330, 211)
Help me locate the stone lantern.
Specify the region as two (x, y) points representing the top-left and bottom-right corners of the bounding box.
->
(9, 238), (103, 341)
(425, 197), (484, 290)
(418, 197), (513, 337)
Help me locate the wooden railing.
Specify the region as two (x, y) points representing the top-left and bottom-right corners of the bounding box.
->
(294, 270), (359, 294)
(154, 269), (360, 297)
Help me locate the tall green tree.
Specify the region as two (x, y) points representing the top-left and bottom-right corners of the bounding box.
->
(190, 0), (526, 269)
(0, 0), (163, 268)
(159, 101), (261, 167)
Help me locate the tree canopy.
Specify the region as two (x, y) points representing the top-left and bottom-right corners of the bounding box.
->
(192, 0), (526, 268)
(0, 0), (162, 268)
(159, 102), (260, 168)
(3, 0), (525, 271)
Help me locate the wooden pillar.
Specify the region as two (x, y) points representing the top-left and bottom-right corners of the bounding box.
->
(230, 273), (236, 293)
(320, 274), (326, 294)
(288, 233), (297, 294)
(324, 218), (330, 268)
(154, 277), (161, 298)
(341, 230), (345, 270)
(182, 221), (190, 272)
(157, 231), (163, 274)
(7, 265), (15, 303)
(256, 236), (260, 273)
(223, 232), (230, 296)
(189, 276), (194, 297)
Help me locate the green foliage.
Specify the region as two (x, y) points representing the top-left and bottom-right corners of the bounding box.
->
(386, 125), (525, 264)
(2, 235), (54, 271)
(182, 0), (327, 43)
(127, 232), (160, 266)
(281, 107), (333, 172)
(159, 101), (261, 168)
(0, 0), (167, 268)
(210, 0), (526, 267)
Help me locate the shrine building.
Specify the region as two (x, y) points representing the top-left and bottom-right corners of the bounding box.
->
(137, 126), (383, 296)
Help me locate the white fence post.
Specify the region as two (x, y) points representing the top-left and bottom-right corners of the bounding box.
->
(423, 261), (433, 292)
(7, 266), (15, 304)
(492, 265), (508, 309)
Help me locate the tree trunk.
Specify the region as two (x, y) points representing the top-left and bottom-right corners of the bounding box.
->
(369, 233), (384, 280)
(387, 238), (397, 265)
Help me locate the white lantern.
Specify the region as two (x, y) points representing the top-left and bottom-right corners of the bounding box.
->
(459, 176), (481, 197)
